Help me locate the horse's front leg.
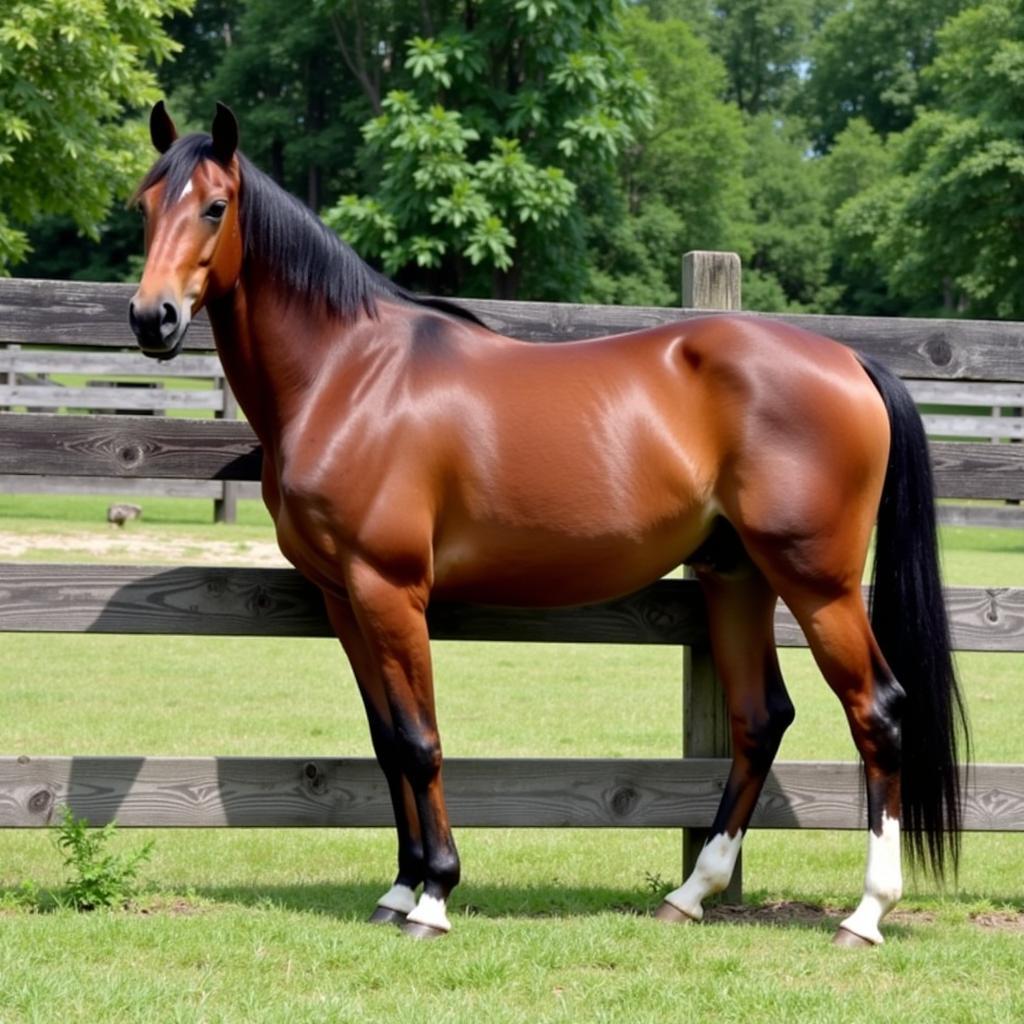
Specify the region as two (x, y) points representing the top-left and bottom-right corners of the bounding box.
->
(323, 593), (425, 926)
(343, 560), (460, 940)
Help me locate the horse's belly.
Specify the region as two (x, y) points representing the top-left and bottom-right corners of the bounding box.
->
(430, 515), (710, 607)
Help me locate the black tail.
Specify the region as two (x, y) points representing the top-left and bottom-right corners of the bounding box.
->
(859, 354), (969, 879)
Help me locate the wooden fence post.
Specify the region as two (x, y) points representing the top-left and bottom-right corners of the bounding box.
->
(681, 250), (742, 903)
(214, 378), (240, 524)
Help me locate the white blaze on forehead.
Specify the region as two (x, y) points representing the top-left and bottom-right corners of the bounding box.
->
(177, 179), (194, 203)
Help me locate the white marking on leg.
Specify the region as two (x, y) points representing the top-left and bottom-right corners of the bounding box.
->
(178, 179), (194, 202)
(377, 883), (417, 915)
(663, 830), (744, 921)
(406, 893), (451, 932)
(840, 812), (902, 945)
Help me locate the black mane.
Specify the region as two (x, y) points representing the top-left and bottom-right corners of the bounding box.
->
(133, 132), (487, 327)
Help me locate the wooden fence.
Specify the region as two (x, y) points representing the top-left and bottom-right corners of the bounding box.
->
(0, 298), (246, 521)
(1, 262), (1024, 903)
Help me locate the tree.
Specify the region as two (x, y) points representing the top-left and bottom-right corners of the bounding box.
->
(705, 0), (813, 115)
(584, 7), (749, 306)
(834, 0), (1024, 317)
(0, 0), (192, 273)
(159, 0), (369, 210)
(819, 118), (902, 315)
(323, 0), (654, 300)
(803, 0), (969, 151)
(741, 114), (836, 311)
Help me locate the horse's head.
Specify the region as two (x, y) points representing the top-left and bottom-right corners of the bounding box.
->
(129, 101), (242, 360)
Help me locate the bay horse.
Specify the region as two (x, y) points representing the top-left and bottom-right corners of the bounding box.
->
(129, 102), (966, 946)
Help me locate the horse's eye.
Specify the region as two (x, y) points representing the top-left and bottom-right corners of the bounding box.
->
(204, 200), (228, 222)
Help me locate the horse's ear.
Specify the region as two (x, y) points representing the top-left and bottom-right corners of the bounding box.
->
(150, 100), (178, 154)
(211, 102), (238, 165)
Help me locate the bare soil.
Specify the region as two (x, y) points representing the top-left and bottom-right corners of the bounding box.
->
(0, 528), (287, 566)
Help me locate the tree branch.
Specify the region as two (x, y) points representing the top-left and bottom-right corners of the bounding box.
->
(329, 6), (381, 114)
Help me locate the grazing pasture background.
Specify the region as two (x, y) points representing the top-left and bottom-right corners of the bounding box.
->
(1, 497), (1022, 1022)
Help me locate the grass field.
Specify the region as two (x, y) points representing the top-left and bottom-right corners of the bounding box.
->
(1, 495), (1022, 1023)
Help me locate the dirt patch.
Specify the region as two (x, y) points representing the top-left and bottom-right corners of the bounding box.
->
(969, 910), (1024, 932)
(705, 900), (843, 929)
(132, 896), (209, 917)
(0, 529), (287, 567)
(704, 900), (940, 930)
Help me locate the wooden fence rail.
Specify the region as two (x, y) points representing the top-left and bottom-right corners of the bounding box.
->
(1, 262), (1023, 907)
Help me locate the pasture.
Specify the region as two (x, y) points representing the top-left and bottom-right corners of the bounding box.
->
(0, 495), (1022, 1022)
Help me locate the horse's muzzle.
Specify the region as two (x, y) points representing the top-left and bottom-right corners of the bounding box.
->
(128, 295), (190, 360)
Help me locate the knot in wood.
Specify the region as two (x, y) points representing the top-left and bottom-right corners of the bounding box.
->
(28, 788), (53, 815)
(116, 442), (144, 470)
(303, 761), (327, 794)
(610, 785), (638, 817)
(925, 336), (953, 368)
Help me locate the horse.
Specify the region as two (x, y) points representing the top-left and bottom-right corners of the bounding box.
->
(128, 101), (966, 946)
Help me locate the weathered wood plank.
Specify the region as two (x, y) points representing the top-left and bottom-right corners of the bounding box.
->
(937, 504), (1024, 529)
(4, 417), (1024, 500)
(923, 414), (1023, 440)
(772, 586), (1024, 652)
(0, 279), (216, 351)
(0, 756), (1019, 831)
(3, 278), (1024, 382)
(0, 385), (224, 412)
(0, 475), (262, 500)
(682, 251), (741, 310)
(929, 440), (1024, 500)
(0, 349), (223, 378)
(0, 565), (711, 645)
(0, 413), (261, 480)
(0, 564), (1021, 652)
(680, 250), (739, 898)
(908, 380), (1024, 406)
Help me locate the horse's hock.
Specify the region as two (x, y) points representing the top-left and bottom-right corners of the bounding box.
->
(1, 258), (1023, 899)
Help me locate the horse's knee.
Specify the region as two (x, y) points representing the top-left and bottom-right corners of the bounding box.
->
(395, 724), (444, 783)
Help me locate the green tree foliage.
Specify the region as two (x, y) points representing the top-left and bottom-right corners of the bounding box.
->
(584, 7), (748, 305)
(0, 0), (191, 273)
(833, 0), (1024, 317)
(705, 0), (813, 115)
(818, 118), (900, 314)
(803, 0), (969, 151)
(323, 0), (654, 299)
(741, 114), (836, 311)
(160, 0), (366, 209)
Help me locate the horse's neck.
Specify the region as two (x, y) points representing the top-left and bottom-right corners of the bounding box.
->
(205, 273), (333, 446)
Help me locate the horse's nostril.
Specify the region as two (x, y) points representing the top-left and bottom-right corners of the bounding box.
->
(128, 302), (139, 330)
(161, 302), (178, 328)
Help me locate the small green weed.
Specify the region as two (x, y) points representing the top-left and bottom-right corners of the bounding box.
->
(52, 806), (154, 911)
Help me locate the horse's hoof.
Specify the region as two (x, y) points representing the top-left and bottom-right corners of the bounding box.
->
(653, 901), (698, 924)
(400, 920), (448, 941)
(832, 926), (876, 949)
(368, 905), (408, 926)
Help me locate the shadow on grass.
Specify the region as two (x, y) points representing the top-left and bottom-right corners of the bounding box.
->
(159, 881), (857, 936)
(8, 880), (1018, 937)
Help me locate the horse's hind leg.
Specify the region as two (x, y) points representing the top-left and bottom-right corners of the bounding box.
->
(656, 554), (794, 923)
(781, 584), (905, 946)
(324, 594), (426, 926)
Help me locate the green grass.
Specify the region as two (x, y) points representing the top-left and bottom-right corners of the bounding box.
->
(1, 501), (1023, 1022)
